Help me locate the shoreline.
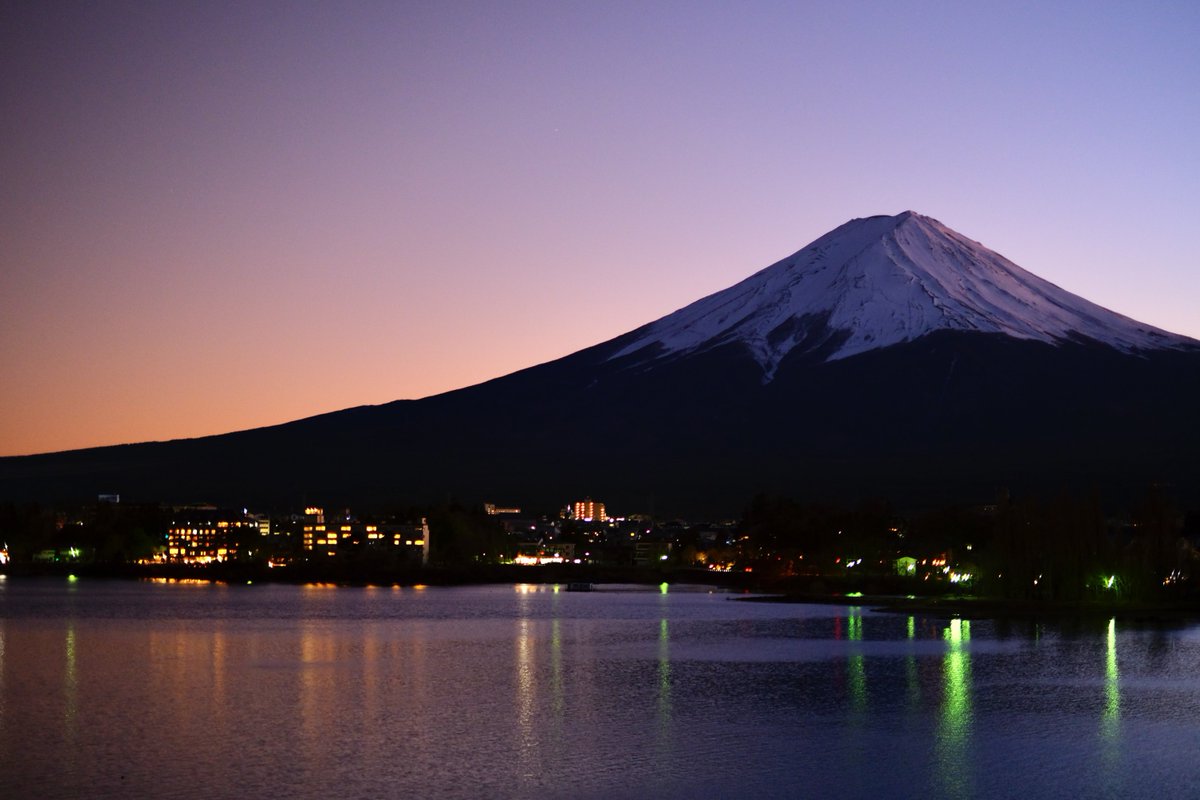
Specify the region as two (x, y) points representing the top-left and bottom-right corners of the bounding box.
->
(5, 562), (1198, 621)
(740, 591), (1200, 622)
(0, 560), (755, 590)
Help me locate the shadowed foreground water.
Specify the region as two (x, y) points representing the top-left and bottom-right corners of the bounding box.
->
(2, 579), (1200, 799)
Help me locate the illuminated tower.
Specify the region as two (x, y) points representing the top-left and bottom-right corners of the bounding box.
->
(572, 498), (606, 522)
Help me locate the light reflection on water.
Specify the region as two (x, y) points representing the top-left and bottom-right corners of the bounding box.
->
(2, 580), (1200, 799)
(846, 606), (866, 714)
(1105, 617), (1120, 733)
(937, 618), (972, 800)
(0, 617), (5, 725)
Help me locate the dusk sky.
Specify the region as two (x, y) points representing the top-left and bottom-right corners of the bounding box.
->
(2, 1), (1198, 457)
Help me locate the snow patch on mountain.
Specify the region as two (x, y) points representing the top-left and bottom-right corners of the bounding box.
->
(610, 211), (1195, 379)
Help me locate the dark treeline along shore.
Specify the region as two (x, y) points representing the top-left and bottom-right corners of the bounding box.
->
(3, 482), (1199, 617)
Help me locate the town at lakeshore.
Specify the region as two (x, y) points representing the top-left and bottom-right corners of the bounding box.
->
(2, 489), (1199, 612)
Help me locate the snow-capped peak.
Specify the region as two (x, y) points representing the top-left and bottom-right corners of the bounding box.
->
(609, 211), (1196, 379)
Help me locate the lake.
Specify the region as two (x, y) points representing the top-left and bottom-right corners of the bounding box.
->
(2, 578), (1199, 799)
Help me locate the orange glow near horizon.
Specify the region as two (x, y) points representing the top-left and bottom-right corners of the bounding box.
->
(3, 4), (1198, 457)
(0, 354), (533, 456)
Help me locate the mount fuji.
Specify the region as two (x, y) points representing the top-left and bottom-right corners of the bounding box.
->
(611, 211), (1191, 377)
(3, 212), (1199, 514)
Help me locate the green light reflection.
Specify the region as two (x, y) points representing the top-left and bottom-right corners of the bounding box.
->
(848, 653), (866, 712)
(652, 616), (676, 770)
(551, 618), (564, 716)
(62, 621), (79, 753)
(936, 618), (973, 799)
(1103, 617), (1119, 737)
(65, 623), (77, 699)
(62, 621), (79, 770)
(658, 618), (672, 722)
(905, 616), (919, 710)
(846, 608), (866, 712)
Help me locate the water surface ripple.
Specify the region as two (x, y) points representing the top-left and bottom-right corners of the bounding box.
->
(2, 580), (1199, 799)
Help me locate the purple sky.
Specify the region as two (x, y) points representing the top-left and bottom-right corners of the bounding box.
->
(2, 1), (1198, 456)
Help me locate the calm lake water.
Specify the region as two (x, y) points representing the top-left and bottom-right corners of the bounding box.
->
(2, 578), (1200, 799)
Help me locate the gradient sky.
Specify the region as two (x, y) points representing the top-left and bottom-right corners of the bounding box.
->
(2, 1), (1198, 456)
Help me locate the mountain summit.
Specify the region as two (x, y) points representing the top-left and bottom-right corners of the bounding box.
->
(612, 211), (1194, 379)
(3, 211), (1199, 513)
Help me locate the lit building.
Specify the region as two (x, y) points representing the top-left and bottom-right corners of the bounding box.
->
(484, 503), (522, 515)
(301, 507), (429, 565)
(513, 541), (576, 565)
(572, 498), (607, 522)
(166, 508), (258, 564)
(634, 540), (672, 565)
(251, 512), (271, 538)
(301, 507), (337, 556)
(378, 518), (431, 567)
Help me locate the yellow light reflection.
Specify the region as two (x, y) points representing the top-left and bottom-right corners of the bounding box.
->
(550, 618), (564, 717)
(515, 617), (540, 778)
(299, 620), (337, 773)
(362, 625), (380, 727)
(211, 629), (226, 713)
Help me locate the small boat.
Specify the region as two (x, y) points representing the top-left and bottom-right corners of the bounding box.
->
(566, 582), (593, 592)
